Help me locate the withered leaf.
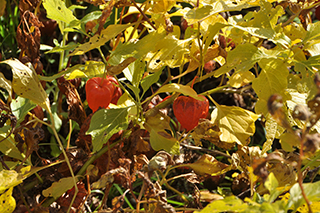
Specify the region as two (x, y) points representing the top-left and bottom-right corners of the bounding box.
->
(57, 77), (86, 127)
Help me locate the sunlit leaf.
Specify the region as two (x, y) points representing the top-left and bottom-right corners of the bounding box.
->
(252, 58), (289, 116)
(229, 70), (255, 88)
(144, 108), (180, 154)
(65, 61), (105, 79)
(0, 171), (19, 194)
(150, 0), (176, 13)
(287, 181), (320, 212)
(155, 83), (204, 101)
(43, 0), (77, 24)
(42, 177), (78, 199)
(145, 35), (192, 71)
(111, 26), (167, 60)
(211, 103), (259, 145)
(214, 43), (265, 77)
(0, 187), (15, 213)
(87, 107), (129, 152)
(0, 59), (50, 113)
(195, 196), (248, 213)
(70, 24), (131, 56)
(187, 154), (231, 176)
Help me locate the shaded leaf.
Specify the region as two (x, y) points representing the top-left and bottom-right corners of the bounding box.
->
(144, 108), (179, 155)
(42, 177), (78, 199)
(10, 96), (37, 124)
(87, 107), (129, 152)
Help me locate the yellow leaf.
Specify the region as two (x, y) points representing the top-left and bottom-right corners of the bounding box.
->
(211, 103), (259, 145)
(0, 170), (23, 194)
(150, 0), (176, 13)
(187, 154), (231, 176)
(155, 83), (204, 101)
(229, 71), (255, 88)
(70, 24), (131, 56)
(0, 59), (50, 113)
(0, 187), (15, 213)
(252, 58), (289, 116)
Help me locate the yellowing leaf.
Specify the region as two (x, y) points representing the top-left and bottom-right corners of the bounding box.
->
(185, 44), (222, 74)
(214, 43), (265, 77)
(211, 103), (259, 145)
(43, 0), (77, 24)
(252, 58), (289, 115)
(0, 0), (6, 18)
(0, 187), (15, 213)
(150, 0), (176, 13)
(146, 35), (192, 71)
(229, 70), (255, 88)
(155, 83), (204, 101)
(0, 170), (23, 194)
(42, 177), (78, 199)
(65, 61), (105, 79)
(111, 26), (167, 60)
(195, 196), (248, 213)
(70, 24), (131, 56)
(0, 59), (50, 113)
(262, 114), (284, 154)
(187, 154), (231, 176)
(144, 108), (180, 155)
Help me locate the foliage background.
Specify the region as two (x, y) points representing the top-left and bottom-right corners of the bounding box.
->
(1, 0), (320, 212)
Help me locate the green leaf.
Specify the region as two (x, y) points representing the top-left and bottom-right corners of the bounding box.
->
(155, 83), (204, 101)
(0, 126), (24, 161)
(45, 42), (78, 54)
(211, 103), (259, 145)
(87, 107), (129, 152)
(287, 181), (320, 212)
(141, 71), (162, 96)
(42, 0), (77, 24)
(195, 196), (248, 213)
(0, 187), (15, 213)
(123, 59), (145, 87)
(10, 97), (37, 124)
(144, 108), (180, 155)
(42, 176), (77, 199)
(70, 24), (131, 56)
(0, 59), (51, 113)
